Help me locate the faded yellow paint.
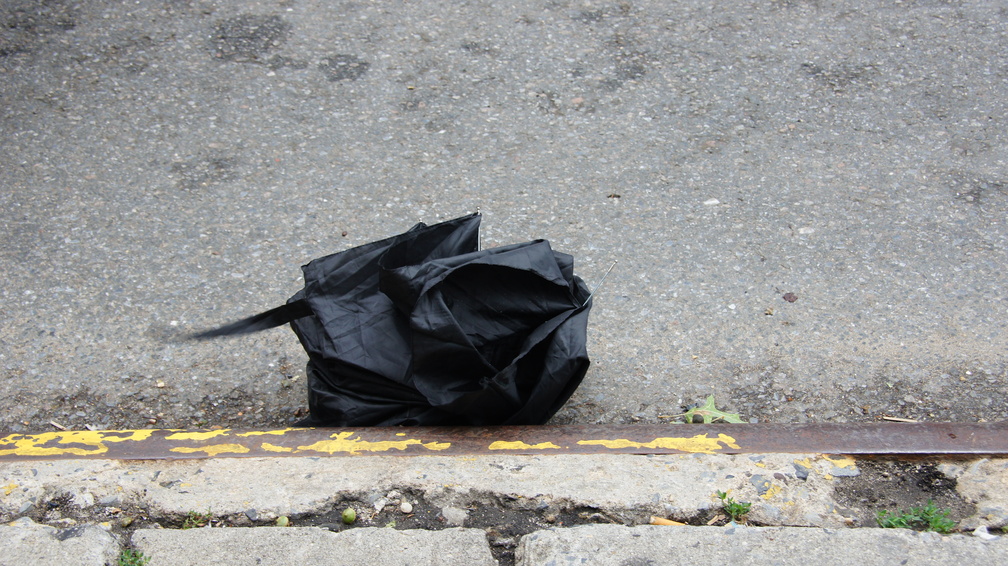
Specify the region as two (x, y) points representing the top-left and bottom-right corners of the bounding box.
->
(488, 440), (561, 451)
(576, 433), (740, 454)
(165, 430), (232, 441)
(170, 443), (250, 457)
(793, 457), (813, 469)
(237, 429), (298, 437)
(823, 454), (857, 469)
(297, 431), (451, 455)
(3, 483), (17, 496)
(761, 485), (783, 500)
(0, 430), (156, 457)
(261, 443), (294, 453)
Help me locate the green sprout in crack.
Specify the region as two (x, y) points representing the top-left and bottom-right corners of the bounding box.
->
(876, 501), (956, 534)
(716, 490), (752, 523)
(118, 549), (150, 566)
(182, 509), (213, 529)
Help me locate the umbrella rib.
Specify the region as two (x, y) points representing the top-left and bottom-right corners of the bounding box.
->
(584, 261), (617, 306)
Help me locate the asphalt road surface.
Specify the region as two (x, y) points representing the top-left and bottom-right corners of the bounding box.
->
(1, 0), (1006, 432)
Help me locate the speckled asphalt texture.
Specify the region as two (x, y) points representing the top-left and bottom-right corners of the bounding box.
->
(1, 0), (1006, 431)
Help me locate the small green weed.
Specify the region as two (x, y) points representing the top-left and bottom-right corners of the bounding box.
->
(876, 501), (956, 534)
(182, 509), (213, 529)
(118, 549), (150, 566)
(715, 490), (751, 523)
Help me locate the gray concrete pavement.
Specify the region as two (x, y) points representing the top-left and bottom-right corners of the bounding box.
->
(6, 520), (1007, 566)
(516, 524), (1008, 566)
(1, 518), (118, 566)
(132, 526), (498, 566)
(2, 0), (1006, 432)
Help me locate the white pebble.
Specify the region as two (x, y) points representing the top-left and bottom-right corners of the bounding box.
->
(973, 526), (999, 541)
(400, 501), (413, 514)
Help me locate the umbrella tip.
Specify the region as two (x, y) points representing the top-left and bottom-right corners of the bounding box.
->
(475, 208), (482, 250)
(185, 329), (218, 341)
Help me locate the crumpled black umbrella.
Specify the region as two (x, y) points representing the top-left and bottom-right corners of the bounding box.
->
(194, 213), (593, 426)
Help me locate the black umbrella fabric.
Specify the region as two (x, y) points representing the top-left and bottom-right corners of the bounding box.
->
(195, 213), (593, 427)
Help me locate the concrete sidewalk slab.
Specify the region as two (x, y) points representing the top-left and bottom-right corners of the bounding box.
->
(0, 517), (118, 566)
(0, 453), (877, 530)
(132, 526), (496, 566)
(2, 454), (1007, 530)
(515, 524), (1008, 566)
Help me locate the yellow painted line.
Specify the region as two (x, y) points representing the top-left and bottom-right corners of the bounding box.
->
(488, 440), (561, 451)
(3, 423), (1000, 460)
(577, 433), (740, 454)
(166, 430), (232, 441)
(170, 443), (251, 457)
(0, 429), (739, 458)
(296, 431), (452, 455)
(237, 428), (299, 437)
(0, 430), (156, 457)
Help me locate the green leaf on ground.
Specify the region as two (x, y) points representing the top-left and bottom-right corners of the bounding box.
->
(684, 396), (744, 424)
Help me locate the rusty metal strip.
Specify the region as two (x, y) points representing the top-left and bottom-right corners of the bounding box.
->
(0, 422), (1006, 461)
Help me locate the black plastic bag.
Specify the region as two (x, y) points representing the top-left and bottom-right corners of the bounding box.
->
(195, 213), (593, 426)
